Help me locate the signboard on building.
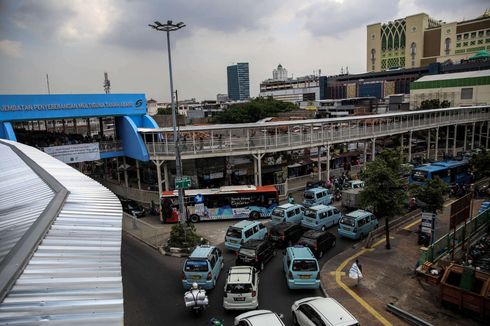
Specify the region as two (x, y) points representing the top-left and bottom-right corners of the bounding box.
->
(44, 143), (100, 164)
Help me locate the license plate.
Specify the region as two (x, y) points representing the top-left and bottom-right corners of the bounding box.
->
(234, 297), (245, 301)
(191, 275), (200, 280)
(300, 275), (310, 279)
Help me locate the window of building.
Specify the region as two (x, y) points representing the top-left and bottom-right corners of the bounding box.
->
(478, 31), (484, 38)
(463, 41), (468, 47)
(461, 88), (473, 100)
(486, 38), (490, 43)
(463, 33), (469, 39)
(470, 41), (476, 46)
(471, 32), (476, 38)
(478, 39), (483, 44)
(456, 43), (461, 48)
(487, 29), (490, 36)
(457, 35), (462, 41)
(410, 42), (416, 56)
(445, 38), (451, 55)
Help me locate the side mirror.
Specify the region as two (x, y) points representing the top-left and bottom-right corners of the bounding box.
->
(278, 313), (284, 319)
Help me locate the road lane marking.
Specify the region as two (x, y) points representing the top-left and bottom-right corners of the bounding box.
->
(335, 237), (393, 326)
(403, 219), (420, 230)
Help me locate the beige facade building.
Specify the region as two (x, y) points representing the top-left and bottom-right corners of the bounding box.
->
(410, 70), (490, 109)
(367, 10), (490, 72)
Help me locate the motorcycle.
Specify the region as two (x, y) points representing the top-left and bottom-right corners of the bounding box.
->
(184, 284), (209, 315)
(210, 318), (224, 326)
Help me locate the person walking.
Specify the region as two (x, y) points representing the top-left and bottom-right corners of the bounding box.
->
(288, 193), (295, 204)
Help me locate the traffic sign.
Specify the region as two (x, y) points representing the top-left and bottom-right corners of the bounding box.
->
(175, 176), (191, 189)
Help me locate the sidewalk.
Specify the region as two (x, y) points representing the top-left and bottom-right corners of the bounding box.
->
(320, 203), (484, 326)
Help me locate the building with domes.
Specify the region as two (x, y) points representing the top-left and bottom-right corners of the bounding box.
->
(272, 64), (288, 81)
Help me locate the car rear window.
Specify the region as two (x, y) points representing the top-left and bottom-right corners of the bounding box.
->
(304, 192), (315, 200)
(239, 248), (256, 257)
(184, 260), (208, 272)
(292, 259), (318, 272)
(226, 283), (252, 293)
(227, 227), (242, 238)
(298, 236), (316, 247)
(340, 216), (356, 227)
(272, 208), (285, 217)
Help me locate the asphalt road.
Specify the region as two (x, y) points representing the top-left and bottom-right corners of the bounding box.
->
(122, 218), (357, 326)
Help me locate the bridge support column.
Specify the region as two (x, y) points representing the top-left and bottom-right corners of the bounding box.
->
(152, 160), (164, 222)
(487, 121), (490, 149)
(317, 146), (322, 181)
(479, 122), (483, 148)
(463, 124), (468, 152)
(371, 138), (376, 160)
(252, 154), (264, 186)
(445, 126), (449, 158)
(453, 125), (458, 157)
(123, 156), (129, 188)
(427, 129), (431, 160)
(163, 162), (169, 191)
(136, 160), (141, 190)
(408, 131), (412, 162)
(116, 157), (121, 184)
(471, 122), (475, 150)
(363, 142), (367, 165)
(327, 144), (331, 181)
(400, 134), (404, 160)
(435, 127), (439, 161)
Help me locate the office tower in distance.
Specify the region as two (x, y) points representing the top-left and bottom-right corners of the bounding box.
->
(227, 63), (250, 101)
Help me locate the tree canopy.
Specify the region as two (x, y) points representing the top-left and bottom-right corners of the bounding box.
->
(211, 97), (297, 124)
(470, 150), (490, 179)
(359, 157), (406, 219)
(157, 107), (172, 115)
(409, 177), (447, 213)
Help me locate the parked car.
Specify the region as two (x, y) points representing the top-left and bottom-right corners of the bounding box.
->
(225, 220), (268, 251)
(223, 266), (259, 310)
(269, 222), (305, 248)
(297, 230), (336, 258)
(181, 245), (224, 290)
(291, 297), (359, 326)
(234, 310), (285, 326)
(270, 203), (304, 225)
(120, 198), (146, 218)
(236, 239), (275, 271)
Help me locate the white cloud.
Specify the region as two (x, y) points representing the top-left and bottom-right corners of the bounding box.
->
(0, 40), (22, 58)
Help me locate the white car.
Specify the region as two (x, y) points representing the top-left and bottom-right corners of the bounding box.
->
(223, 266), (259, 310)
(234, 310), (285, 326)
(291, 297), (359, 326)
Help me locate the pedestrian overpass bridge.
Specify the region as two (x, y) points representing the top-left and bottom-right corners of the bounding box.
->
(138, 105), (490, 190)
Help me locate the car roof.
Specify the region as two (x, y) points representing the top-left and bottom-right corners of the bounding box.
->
(276, 203), (298, 209)
(301, 229), (333, 239)
(308, 297), (358, 325)
(241, 239), (267, 249)
(346, 209), (372, 219)
(287, 246), (315, 259)
(189, 245), (214, 259)
(232, 220), (259, 229)
(307, 204), (335, 211)
(305, 187), (328, 193)
(236, 310), (285, 325)
(271, 222), (298, 232)
(227, 266), (255, 284)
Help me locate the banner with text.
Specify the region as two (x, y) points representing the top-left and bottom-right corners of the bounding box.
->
(44, 143), (101, 164)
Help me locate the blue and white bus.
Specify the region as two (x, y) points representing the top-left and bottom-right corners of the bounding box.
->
(409, 160), (471, 186)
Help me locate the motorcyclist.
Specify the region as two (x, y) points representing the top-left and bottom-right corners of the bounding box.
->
(184, 282), (208, 314)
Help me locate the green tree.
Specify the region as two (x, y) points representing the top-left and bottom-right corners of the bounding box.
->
(168, 223), (206, 249)
(359, 157), (406, 249)
(470, 150), (490, 179)
(211, 97), (297, 124)
(157, 107), (172, 115)
(409, 177), (447, 213)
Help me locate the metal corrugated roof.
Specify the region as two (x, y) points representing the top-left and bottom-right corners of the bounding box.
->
(0, 140), (123, 325)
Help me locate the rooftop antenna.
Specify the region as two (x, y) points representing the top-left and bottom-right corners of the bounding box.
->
(104, 72), (111, 94)
(46, 74), (51, 94)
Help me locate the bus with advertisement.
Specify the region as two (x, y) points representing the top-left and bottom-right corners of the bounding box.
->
(161, 185), (279, 223)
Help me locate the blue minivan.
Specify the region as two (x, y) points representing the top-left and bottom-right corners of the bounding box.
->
(225, 220), (268, 251)
(338, 209), (379, 240)
(182, 245), (224, 290)
(283, 246), (320, 289)
(303, 187), (333, 208)
(270, 203), (305, 225)
(301, 205), (342, 231)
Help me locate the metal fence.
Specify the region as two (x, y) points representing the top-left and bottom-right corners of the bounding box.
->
(422, 207), (490, 263)
(122, 213), (169, 249)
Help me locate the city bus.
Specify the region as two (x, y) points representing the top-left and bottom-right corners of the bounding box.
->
(409, 160), (472, 186)
(161, 185), (279, 223)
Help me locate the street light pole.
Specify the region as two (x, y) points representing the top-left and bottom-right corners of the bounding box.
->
(149, 20), (186, 228)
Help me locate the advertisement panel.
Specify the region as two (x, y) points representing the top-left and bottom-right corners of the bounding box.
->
(44, 143), (100, 163)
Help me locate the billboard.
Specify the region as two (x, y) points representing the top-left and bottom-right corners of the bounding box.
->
(43, 143), (100, 164)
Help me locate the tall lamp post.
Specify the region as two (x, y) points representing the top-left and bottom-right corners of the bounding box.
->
(149, 20), (186, 227)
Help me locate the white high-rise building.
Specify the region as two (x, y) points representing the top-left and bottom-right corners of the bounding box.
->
(272, 64), (288, 81)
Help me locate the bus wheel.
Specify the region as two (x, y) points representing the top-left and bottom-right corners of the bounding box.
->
(250, 211), (260, 219)
(190, 214), (200, 223)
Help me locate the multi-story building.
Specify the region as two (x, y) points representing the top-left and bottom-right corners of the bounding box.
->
(272, 64), (288, 81)
(367, 10), (490, 72)
(259, 74), (327, 106)
(227, 63), (250, 101)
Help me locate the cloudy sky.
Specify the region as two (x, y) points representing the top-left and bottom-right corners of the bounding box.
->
(0, 0), (487, 102)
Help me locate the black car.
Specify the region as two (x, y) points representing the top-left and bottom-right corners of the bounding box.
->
(235, 239), (275, 271)
(120, 198), (146, 218)
(269, 222), (305, 248)
(297, 229), (336, 258)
